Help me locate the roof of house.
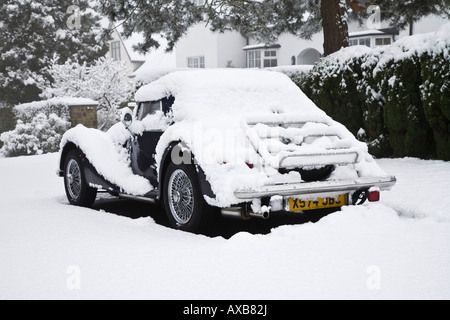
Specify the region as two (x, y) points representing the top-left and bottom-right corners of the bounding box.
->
(102, 19), (175, 69)
(349, 28), (399, 38)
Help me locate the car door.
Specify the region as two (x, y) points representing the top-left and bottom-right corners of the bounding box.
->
(130, 96), (174, 187)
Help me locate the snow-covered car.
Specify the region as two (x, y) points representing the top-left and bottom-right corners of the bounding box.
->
(57, 69), (396, 232)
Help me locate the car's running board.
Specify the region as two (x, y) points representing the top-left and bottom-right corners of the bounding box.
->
(234, 176), (397, 199)
(117, 193), (157, 204)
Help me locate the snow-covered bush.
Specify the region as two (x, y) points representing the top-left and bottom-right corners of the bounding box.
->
(420, 51), (450, 160)
(374, 54), (434, 158)
(297, 23), (450, 160)
(358, 54), (392, 158)
(301, 47), (367, 136)
(40, 57), (135, 131)
(0, 113), (70, 157)
(13, 98), (70, 123)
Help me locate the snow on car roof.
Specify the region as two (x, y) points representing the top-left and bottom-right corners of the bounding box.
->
(134, 68), (326, 123)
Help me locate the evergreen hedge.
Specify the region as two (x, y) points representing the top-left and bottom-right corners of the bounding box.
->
(420, 51), (450, 160)
(294, 25), (450, 160)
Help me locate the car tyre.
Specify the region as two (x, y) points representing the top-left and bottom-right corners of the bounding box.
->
(163, 162), (208, 233)
(64, 149), (97, 207)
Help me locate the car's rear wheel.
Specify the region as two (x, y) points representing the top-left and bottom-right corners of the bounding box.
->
(163, 162), (208, 233)
(64, 149), (97, 207)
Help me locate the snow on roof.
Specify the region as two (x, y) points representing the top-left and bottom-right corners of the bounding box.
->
(242, 43), (281, 50)
(135, 68), (324, 122)
(349, 29), (387, 38)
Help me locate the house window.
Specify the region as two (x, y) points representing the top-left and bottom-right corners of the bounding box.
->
(349, 39), (359, 46)
(358, 38), (371, 47)
(263, 50), (278, 68)
(248, 50), (261, 68)
(375, 37), (391, 46)
(247, 49), (278, 68)
(111, 41), (121, 61)
(187, 56), (205, 68)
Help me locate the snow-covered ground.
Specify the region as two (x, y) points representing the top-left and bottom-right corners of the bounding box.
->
(0, 153), (449, 299)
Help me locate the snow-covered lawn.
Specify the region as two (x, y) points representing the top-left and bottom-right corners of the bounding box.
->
(0, 153), (449, 299)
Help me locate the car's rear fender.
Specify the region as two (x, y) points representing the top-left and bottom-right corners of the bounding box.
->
(158, 141), (215, 204)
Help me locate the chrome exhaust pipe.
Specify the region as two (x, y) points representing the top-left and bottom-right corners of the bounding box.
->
(221, 205), (270, 220)
(248, 210), (270, 220)
(221, 207), (249, 220)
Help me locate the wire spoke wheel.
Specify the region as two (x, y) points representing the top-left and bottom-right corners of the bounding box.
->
(163, 161), (210, 233)
(66, 159), (82, 200)
(168, 169), (195, 225)
(63, 149), (97, 207)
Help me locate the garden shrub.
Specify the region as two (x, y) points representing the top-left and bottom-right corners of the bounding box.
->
(13, 99), (70, 123)
(0, 113), (70, 157)
(420, 51), (450, 160)
(302, 51), (365, 136)
(377, 56), (435, 158)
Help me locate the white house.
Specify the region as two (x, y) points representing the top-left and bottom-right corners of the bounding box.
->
(105, 24), (176, 79)
(175, 14), (449, 69)
(106, 27), (147, 75)
(175, 23), (324, 69)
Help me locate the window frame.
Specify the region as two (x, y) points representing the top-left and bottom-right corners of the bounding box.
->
(375, 37), (392, 46)
(111, 41), (121, 61)
(358, 37), (371, 47)
(247, 50), (261, 68)
(263, 50), (278, 68)
(349, 39), (359, 46)
(247, 49), (278, 69)
(136, 100), (163, 121)
(187, 56), (205, 68)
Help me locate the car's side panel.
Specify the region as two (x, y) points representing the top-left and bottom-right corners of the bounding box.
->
(157, 141), (215, 204)
(129, 131), (163, 188)
(60, 139), (216, 204)
(137, 131), (163, 158)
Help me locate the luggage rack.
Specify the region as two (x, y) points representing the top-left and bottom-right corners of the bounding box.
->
(242, 115), (362, 170)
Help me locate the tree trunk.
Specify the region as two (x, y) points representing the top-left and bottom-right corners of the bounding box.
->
(409, 17), (414, 36)
(321, 0), (349, 56)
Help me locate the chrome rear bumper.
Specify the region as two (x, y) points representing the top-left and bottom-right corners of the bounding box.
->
(234, 176), (397, 199)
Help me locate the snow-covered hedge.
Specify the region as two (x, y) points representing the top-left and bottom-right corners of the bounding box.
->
(0, 113), (70, 157)
(298, 23), (450, 160)
(14, 98), (68, 123)
(0, 97), (96, 157)
(13, 97), (97, 122)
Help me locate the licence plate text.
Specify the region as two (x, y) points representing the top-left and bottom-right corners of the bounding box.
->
(289, 194), (347, 212)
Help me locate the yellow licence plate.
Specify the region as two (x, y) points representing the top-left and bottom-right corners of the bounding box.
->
(289, 194), (347, 212)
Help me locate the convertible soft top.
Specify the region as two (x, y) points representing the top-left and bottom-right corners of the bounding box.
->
(135, 69), (324, 122)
